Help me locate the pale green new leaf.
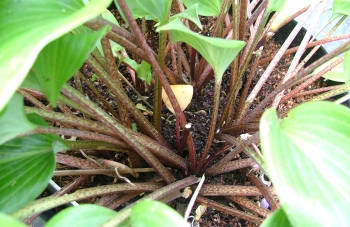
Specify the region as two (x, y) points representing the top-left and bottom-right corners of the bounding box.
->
(171, 4), (202, 30)
(183, 0), (223, 16)
(46, 205), (116, 227)
(332, 0), (350, 21)
(28, 27), (109, 107)
(123, 57), (152, 85)
(260, 101), (350, 227)
(157, 19), (245, 81)
(0, 94), (36, 146)
(0, 0), (112, 112)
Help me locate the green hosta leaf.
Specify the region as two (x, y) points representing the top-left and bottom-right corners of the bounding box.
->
(0, 0), (112, 112)
(0, 213), (27, 227)
(0, 112), (68, 214)
(266, 0), (285, 13)
(116, 0), (172, 25)
(171, 4), (202, 30)
(0, 133), (68, 214)
(260, 208), (292, 227)
(28, 27), (109, 107)
(0, 94), (36, 146)
(123, 57), (152, 85)
(260, 101), (350, 227)
(46, 204), (116, 227)
(332, 0), (350, 21)
(157, 19), (245, 81)
(130, 200), (189, 227)
(183, 0), (223, 16)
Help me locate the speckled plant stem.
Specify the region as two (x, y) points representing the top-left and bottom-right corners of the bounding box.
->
(12, 183), (163, 220)
(196, 196), (263, 224)
(200, 184), (276, 197)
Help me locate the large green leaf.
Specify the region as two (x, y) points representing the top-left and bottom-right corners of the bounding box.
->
(0, 113), (68, 214)
(157, 19), (245, 81)
(260, 101), (350, 227)
(130, 200), (189, 227)
(28, 27), (109, 107)
(332, 0), (350, 21)
(0, 0), (112, 112)
(183, 0), (223, 16)
(0, 94), (36, 146)
(46, 204), (116, 227)
(260, 208), (292, 227)
(0, 213), (27, 227)
(116, 0), (171, 25)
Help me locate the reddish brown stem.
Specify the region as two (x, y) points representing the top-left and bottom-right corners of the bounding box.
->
(212, 158), (255, 175)
(256, 34), (350, 67)
(24, 176), (89, 225)
(227, 196), (271, 218)
(200, 185), (276, 197)
(101, 37), (131, 127)
(196, 196), (263, 224)
(195, 81), (221, 174)
(291, 85), (343, 98)
(199, 144), (234, 172)
(78, 71), (120, 120)
(281, 56), (344, 103)
(186, 132), (196, 174)
(17, 89), (50, 111)
(219, 122), (260, 137)
(177, 123), (191, 155)
(205, 133), (259, 176)
(24, 108), (187, 171)
(242, 168), (279, 211)
(234, 48), (262, 124)
(56, 153), (102, 170)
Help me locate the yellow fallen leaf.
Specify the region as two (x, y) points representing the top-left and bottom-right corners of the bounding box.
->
(162, 85), (193, 113)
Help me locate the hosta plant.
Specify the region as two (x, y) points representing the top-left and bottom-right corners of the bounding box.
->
(1, 0), (350, 226)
